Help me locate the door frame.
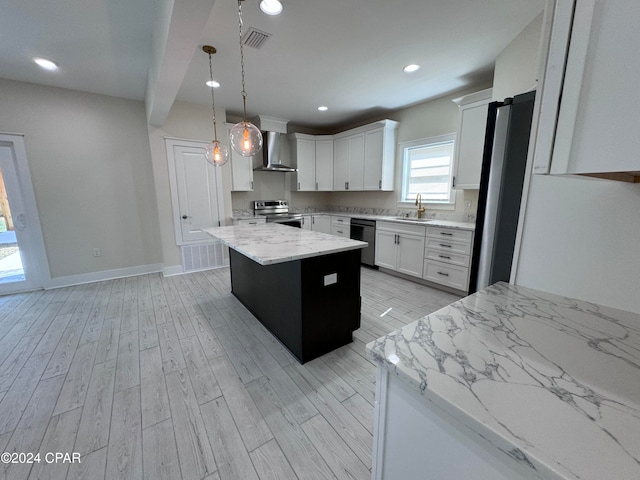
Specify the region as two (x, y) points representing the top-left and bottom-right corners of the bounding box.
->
(165, 137), (225, 245)
(0, 133), (50, 293)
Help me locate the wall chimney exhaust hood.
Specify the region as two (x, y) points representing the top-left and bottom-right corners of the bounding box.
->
(252, 116), (297, 172)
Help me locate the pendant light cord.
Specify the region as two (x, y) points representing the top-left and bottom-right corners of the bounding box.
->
(237, 0), (248, 121)
(207, 52), (219, 142)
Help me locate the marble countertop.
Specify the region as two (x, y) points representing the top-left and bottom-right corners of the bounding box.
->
(231, 212), (475, 231)
(366, 282), (640, 480)
(202, 223), (367, 265)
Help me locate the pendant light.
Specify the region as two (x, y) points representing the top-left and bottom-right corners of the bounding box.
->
(203, 45), (230, 166)
(229, 0), (263, 157)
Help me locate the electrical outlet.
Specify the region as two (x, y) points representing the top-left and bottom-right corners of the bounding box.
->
(93, 248), (101, 257)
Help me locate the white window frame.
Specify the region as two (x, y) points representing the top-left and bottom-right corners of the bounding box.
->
(398, 134), (457, 210)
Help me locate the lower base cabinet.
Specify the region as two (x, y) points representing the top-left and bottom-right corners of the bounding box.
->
(375, 222), (425, 278)
(311, 215), (331, 234)
(372, 368), (532, 480)
(422, 226), (473, 292)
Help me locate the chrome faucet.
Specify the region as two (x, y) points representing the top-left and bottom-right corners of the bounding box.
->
(415, 193), (426, 219)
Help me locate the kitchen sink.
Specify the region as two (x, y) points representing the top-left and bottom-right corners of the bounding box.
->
(393, 217), (432, 222)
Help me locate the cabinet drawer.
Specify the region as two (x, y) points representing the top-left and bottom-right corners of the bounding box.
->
(233, 218), (266, 225)
(425, 248), (470, 268)
(423, 260), (469, 291)
(425, 237), (471, 256)
(331, 225), (350, 238)
(426, 226), (473, 243)
(331, 216), (350, 225)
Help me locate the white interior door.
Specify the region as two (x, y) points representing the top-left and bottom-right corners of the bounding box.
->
(166, 138), (224, 245)
(0, 133), (50, 293)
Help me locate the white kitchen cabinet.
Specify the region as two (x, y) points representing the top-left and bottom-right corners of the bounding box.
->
(314, 138), (334, 190)
(301, 215), (312, 230)
(423, 226), (473, 292)
(232, 217), (266, 226)
(533, 0), (640, 182)
(375, 221), (425, 278)
(310, 215), (331, 234)
(372, 369), (529, 480)
(330, 215), (350, 238)
(451, 89), (492, 189)
(227, 124), (255, 191)
(333, 137), (349, 191)
(333, 133), (364, 191)
(290, 134), (334, 191)
(333, 120), (398, 191)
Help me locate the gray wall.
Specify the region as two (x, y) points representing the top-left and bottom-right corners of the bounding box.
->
(0, 79), (162, 280)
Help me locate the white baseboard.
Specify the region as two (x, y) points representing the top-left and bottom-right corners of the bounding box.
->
(162, 264), (184, 277)
(45, 263), (164, 289)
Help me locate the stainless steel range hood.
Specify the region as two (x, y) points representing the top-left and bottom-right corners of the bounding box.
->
(254, 131), (297, 172)
(252, 115), (297, 172)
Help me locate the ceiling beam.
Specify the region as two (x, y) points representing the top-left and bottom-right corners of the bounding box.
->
(145, 0), (217, 127)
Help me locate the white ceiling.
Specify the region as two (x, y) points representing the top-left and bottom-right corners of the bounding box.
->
(1, 0), (545, 131)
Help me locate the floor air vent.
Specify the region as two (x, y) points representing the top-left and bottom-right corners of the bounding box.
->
(181, 242), (228, 272)
(242, 27), (271, 49)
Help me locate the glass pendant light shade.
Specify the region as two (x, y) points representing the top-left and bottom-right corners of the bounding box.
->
(202, 45), (229, 167)
(230, 121), (263, 157)
(205, 140), (230, 166)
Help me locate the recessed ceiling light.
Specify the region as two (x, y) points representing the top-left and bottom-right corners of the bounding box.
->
(205, 80), (220, 88)
(403, 64), (420, 73)
(34, 57), (58, 71)
(317, 106), (328, 112)
(260, 0), (283, 15)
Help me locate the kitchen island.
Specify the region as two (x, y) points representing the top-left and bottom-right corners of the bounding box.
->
(367, 282), (640, 480)
(203, 223), (367, 363)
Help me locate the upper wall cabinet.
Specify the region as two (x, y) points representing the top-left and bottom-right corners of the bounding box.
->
(226, 123), (254, 191)
(333, 119), (398, 191)
(451, 89), (492, 189)
(290, 133), (334, 191)
(533, 0), (640, 182)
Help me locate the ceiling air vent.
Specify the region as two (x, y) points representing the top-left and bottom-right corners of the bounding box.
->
(242, 27), (272, 49)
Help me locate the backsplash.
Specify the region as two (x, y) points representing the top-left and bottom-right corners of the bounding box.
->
(233, 205), (476, 223)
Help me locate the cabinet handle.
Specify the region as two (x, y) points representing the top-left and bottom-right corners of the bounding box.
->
(312, 217), (315, 224)
(316, 182), (318, 190)
(438, 255), (451, 259)
(337, 230), (343, 234)
(437, 271), (450, 277)
(440, 232), (453, 236)
(439, 243), (452, 248)
(379, 180), (382, 189)
(250, 181), (253, 190)
(298, 182), (301, 190)
(452, 176), (456, 188)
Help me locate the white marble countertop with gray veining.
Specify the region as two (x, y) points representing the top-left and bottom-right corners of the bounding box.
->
(366, 282), (640, 480)
(296, 212), (476, 231)
(202, 223), (367, 265)
(231, 211), (475, 230)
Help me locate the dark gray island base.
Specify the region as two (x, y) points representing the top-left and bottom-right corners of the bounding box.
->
(229, 248), (361, 363)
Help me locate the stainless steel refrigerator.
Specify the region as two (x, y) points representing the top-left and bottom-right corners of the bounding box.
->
(468, 90), (536, 294)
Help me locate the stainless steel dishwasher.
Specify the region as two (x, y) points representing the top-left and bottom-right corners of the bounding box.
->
(350, 218), (376, 267)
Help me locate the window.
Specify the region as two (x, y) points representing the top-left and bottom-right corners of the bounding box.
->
(400, 134), (456, 204)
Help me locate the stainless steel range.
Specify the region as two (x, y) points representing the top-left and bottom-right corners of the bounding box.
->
(253, 200), (303, 228)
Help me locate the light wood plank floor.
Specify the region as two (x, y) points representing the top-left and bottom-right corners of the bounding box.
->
(0, 266), (460, 480)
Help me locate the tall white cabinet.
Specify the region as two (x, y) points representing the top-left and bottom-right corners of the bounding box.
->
(533, 0), (640, 182)
(451, 89), (492, 189)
